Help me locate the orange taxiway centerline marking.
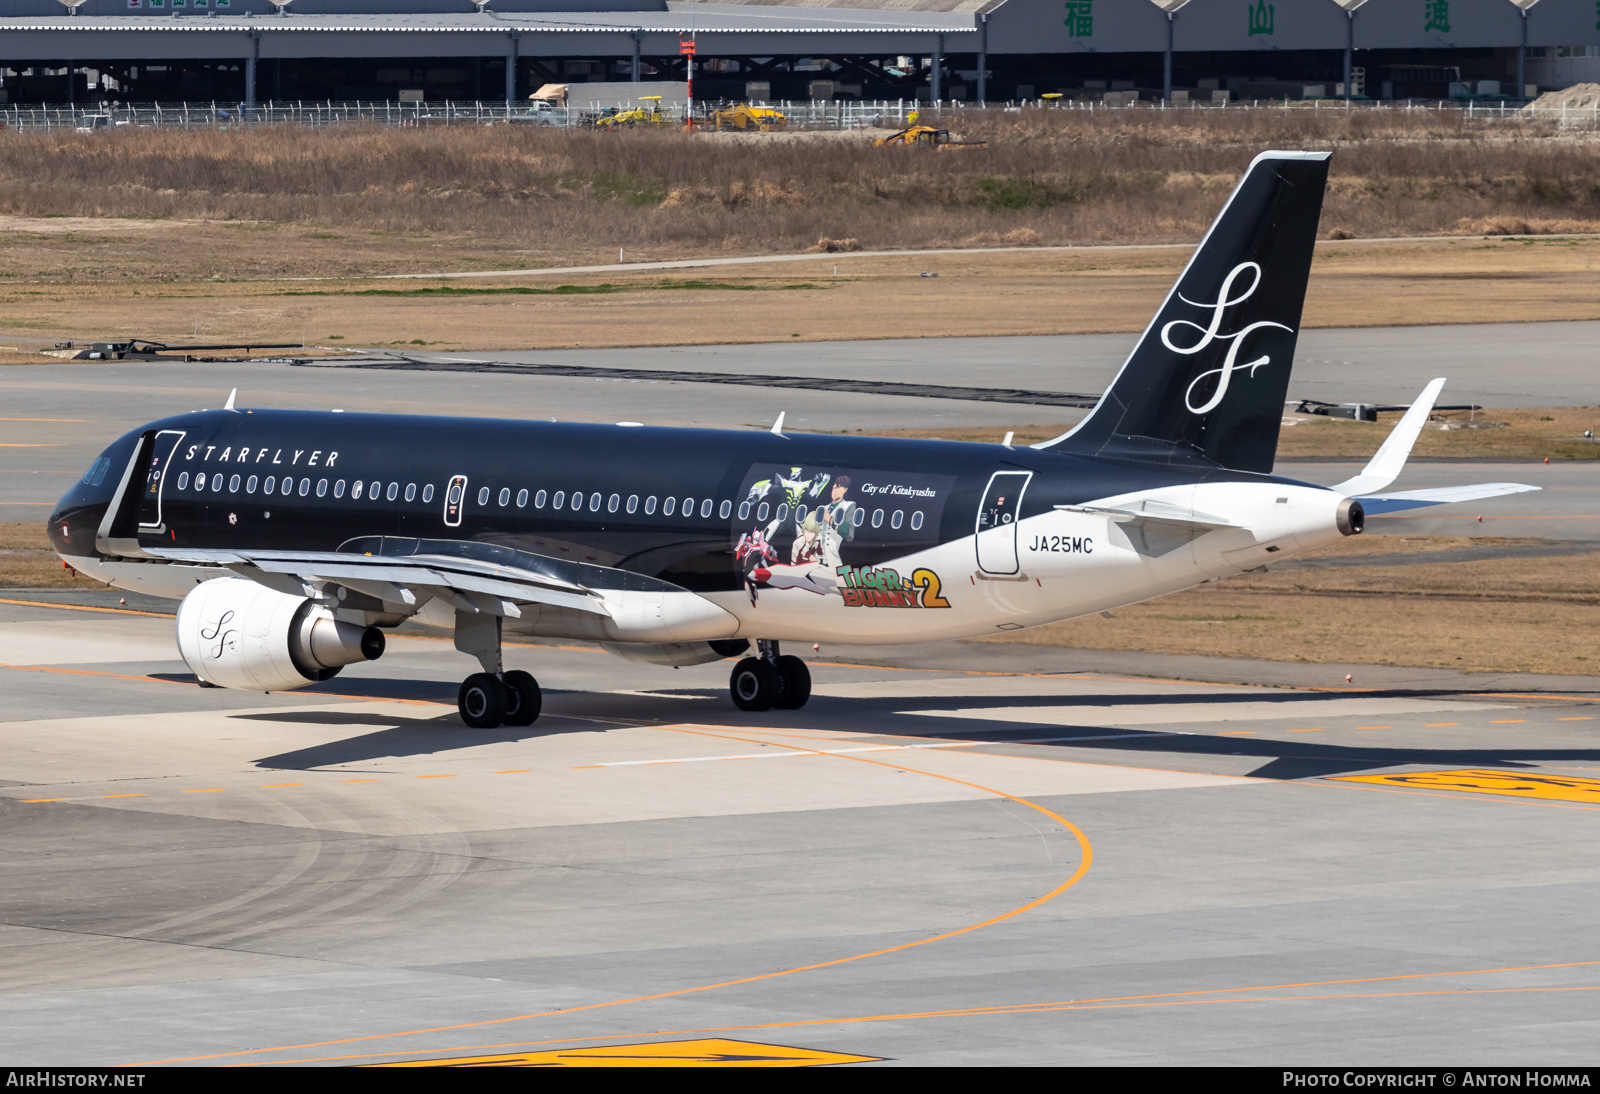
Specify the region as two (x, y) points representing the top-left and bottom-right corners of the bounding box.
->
(246, 959), (1600, 1066)
(129, 724), (1095, 1067)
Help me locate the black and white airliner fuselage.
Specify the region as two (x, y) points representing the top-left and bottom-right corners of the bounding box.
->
(44, 152), (1537, 727)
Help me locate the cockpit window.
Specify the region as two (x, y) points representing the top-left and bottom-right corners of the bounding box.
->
(81, 457), (111, 487)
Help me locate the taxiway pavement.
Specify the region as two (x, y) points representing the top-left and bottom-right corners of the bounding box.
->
(1, 597), (1598, 1065)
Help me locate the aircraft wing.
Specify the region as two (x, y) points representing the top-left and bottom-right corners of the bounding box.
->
(143, 546), (609, 617)
(1356, 483), (1541, 516)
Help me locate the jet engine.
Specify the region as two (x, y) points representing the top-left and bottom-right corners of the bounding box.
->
(176, 576), (385, 691)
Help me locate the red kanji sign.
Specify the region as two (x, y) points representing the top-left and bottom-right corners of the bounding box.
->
(679, 39), (697, 55)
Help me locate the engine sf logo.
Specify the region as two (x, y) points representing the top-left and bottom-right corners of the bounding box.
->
(837, 566), (951, 609)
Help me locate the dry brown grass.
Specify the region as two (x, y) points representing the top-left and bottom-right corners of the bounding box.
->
(4, 111), (1600, 267)
(985, 535), (1600, 675)
(0, 523), (107, 589)
(6, 234), (1600, 355)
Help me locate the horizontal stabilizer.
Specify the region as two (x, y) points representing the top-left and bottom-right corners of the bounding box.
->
(1332, 378), (1445, 496)
(1358, 482), (1540, 515)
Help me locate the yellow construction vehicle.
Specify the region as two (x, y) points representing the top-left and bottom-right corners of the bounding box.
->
(594, 96), (667, 129)
(709, 103), (787, 131)
(873, 124), (984, 149)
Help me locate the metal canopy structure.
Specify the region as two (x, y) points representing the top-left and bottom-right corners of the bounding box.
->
(0, 0), (1595, 105)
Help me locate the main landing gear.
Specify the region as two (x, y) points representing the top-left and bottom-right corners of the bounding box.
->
(453, 611), (542, 729)
(730, 639), (811, 712)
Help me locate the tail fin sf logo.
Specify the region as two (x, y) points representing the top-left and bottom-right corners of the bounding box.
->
(1161, 261), (1293, 416)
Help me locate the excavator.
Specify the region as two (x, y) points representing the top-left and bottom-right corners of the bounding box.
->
(708, 103), (787, 131)
(872, 124), (984, 149)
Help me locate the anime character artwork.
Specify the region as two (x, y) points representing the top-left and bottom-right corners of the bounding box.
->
(732, 464), (952, 609)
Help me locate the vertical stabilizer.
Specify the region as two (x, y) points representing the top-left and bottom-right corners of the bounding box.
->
(1037, 151), (1330, 474)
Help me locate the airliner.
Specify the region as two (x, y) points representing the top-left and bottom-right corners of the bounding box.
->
(47, 151), (1536, 728)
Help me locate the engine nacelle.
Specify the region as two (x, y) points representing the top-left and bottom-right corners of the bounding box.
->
(600, 639), (749, 668)
(176, 576), (385, 691)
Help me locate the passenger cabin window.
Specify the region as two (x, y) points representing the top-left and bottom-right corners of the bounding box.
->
(911, 511), (924, 531)
(406, 484), (417, 503)
(552, 490), (565, 509)
(872, 509), (884, 528)
(247, 475), (258, 494)
(194, 473), (206, 491)
(795, 505), (808, 523)
(423, 484), (434, 503)
(891, 510), (904, 529)
(719, 500), (732, 519)
(682, 497), (694, 517)
(535, 490), (548, 509)
(476, 486), (489, 506)
(317, 479), (328, 497)
(607, 493), (619, 513)
(213, 476), (225, 493)
(368, 481), (379, 500)
(626, 495), (638, 514)
(263, 475), (275, 494)
(738, 501), (750, 520)
(701, 499), (713, 519)
(177, 472), (190, 490)
(757, 502), (769, 522)
(663, 497), (676, 516)
(775, 503), (789, 523)
(230, 474), (241, 492)
(571, 492), (584, 511)
(498, 488), (510, 507)
(333, 479), (344, 498)
(298, 478), (311, 497)
(516, 489), (528, 508)
(644, 496), (657, 515)
(351, 480), (363, 500)
(589, 493), (601, 513)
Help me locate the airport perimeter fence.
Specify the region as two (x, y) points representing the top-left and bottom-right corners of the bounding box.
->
(5, 95), (1597, 133)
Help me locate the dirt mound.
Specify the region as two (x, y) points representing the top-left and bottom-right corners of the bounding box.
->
(809, 237), (861, 253)
(960, 228), (1043, 246)
(1525, 83), (1600, 112)
(1455, 215), (1600, 235)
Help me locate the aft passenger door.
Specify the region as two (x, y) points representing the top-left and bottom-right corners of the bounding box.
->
(975, 470), (1031, 575)
(136, 430), (186, 530)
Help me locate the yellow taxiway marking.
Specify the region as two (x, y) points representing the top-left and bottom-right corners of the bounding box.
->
(22, 798), (66, 803)
(1218, 730), (1254, 736)
(1491, 720), (1527, 724)
(1357, 725), (1390, 730)
(494, 769), (532, 774)
(1559, 717), (1594, 722)
(370, 1039), (880, 1068)
(1287, 728), (1324, 733)
(103, 793), (145, 798)
(1334, 769), (1600, 805)
(416, 774), (457, 779)
(262, 783), (302, 789)
(183, 788), (224, 794)
(341, 778), (380, 783)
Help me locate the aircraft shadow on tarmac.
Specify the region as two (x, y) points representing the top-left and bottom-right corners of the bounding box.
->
(234, 680), (1600, 779)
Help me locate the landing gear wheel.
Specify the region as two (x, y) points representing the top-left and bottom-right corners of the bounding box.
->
(458, 672), (508, 729)
(730, 657), (779, 712)
(501, 669), (542, 727)
(773, 655), (811, 710)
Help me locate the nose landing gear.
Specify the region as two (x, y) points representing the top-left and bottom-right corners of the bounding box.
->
(730, 639), (811, 712)
(453, 610), (542, 729)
